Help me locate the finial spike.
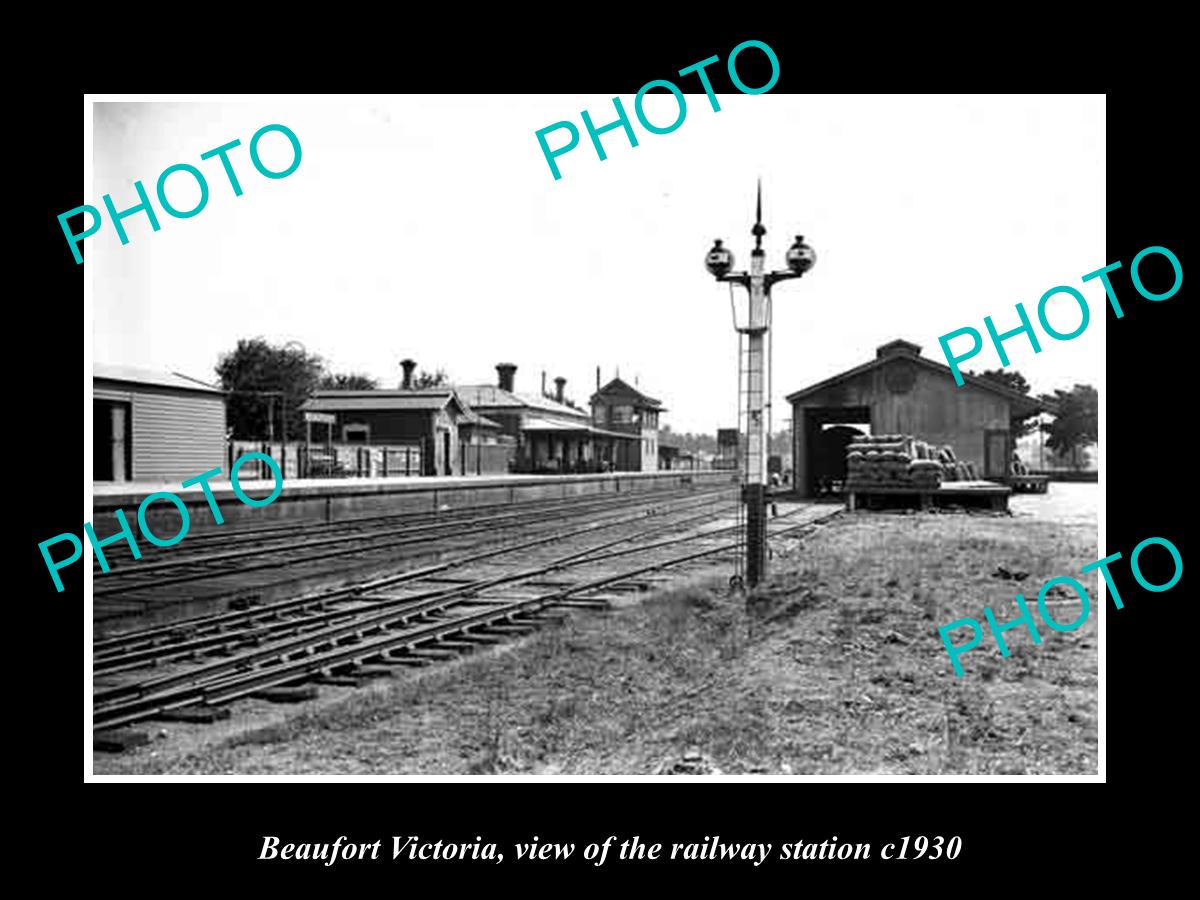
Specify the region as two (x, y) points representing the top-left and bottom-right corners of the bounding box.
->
(751, 178), (766, 249)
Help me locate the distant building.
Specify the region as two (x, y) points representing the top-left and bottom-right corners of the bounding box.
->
(589, 377), (664, 473)
(785, 339), (1049, 496)
(93, 363), (226, 483)
(714, 428), (739, 471)
(658, 443), (697, 471)
(658, 443), (680, 470)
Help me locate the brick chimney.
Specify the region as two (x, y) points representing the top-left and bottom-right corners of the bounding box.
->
(554, 376), (566, 403)
(400, 358), (416, 389)
(496, 362), (516, 392)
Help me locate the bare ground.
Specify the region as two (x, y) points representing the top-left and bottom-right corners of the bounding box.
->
(96, 502), (1098, 776)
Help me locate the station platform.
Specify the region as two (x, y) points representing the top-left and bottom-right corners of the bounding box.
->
(845, 480), (1010, 512)
(91, 469), (738, 534)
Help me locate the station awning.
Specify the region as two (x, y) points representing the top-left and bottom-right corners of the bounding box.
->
(521, 417), (640, 440)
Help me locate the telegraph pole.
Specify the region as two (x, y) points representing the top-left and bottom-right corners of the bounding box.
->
(705, 182), (815, 588)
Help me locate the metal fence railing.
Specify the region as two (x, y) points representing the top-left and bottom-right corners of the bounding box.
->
(229, 441), (423, 479)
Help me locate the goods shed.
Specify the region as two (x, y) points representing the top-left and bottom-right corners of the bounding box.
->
(785, 340), (1046, 497)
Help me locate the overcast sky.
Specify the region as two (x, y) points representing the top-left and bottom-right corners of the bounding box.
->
(90, 94), (1104, 434)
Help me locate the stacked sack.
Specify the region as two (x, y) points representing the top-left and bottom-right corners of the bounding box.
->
(933, 445), (977, 482)
(845, 434), (946, 489)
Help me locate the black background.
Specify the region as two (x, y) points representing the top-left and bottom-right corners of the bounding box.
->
(25, 21), (1185, 887)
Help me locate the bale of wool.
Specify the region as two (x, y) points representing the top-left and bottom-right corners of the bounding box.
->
(848, 442), (907, 455)
(909, 459), (942, 473)
(858, 434), (915, 452)
(909, 458), (943, 488)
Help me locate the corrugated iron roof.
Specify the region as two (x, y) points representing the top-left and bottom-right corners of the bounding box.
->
(304, 391), (456, 412)
(460, 408), (503, 429)
(513, 392), (592, 420)
(94, 363), (224, 394)
(455, 384), (591, 421)
(784, 348), (1052, 415)
(455, 385), (526, 409)
(522, 417), (640, 439)
(522, 416), (590, 432)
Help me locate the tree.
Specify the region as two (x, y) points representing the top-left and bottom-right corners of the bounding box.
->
(768, 428), (790, 456)
(972, 368), (1040, 438)
(216, 338), (325, 440)
(1041, 384), (1098, 470)
(411, 368), (449, 389)
(319, 372), (378, 390)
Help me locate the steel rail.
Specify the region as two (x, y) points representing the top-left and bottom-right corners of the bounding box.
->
(93, 488), (734, 656)
(92, 483), (722, 573)
(93, 508), (826, 728)
(94, 482), (693, 551)
(93, 495), (736, 672)
(94, 499), (745, 695)
(93, 486), (731, 597)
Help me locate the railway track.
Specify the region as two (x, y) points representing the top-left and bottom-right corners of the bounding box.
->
(93, 492), (735, 670)
(93, 484), (734, 599)
(92, 499), (837, 735)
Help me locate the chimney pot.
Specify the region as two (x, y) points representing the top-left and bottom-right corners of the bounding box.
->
(400, 358), (416, 390)
(495, 362), (516, 392)
(554, 376), (566, 403)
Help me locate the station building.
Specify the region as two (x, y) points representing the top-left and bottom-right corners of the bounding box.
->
(299, 358), (506, 477)
(103, 357), (674, 482)
(93, 364), (227, 484)
(457, 364), (646, 473)
(785, 339), (1047, 497)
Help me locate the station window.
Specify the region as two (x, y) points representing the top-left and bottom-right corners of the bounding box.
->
(343, 424), (370, 444)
